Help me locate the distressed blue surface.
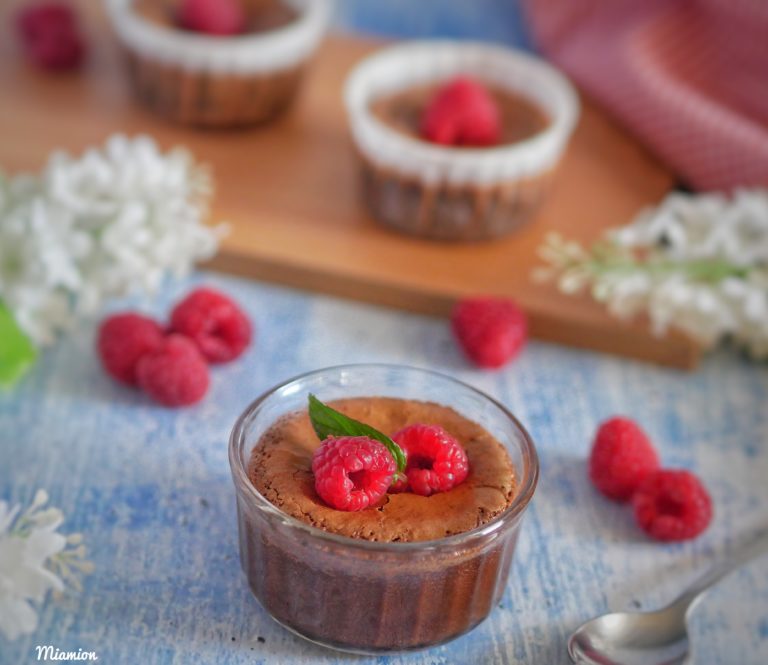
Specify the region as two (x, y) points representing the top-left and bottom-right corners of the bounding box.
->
(334, 0), (534, 50)
(1, 273), (767, 665)
(2, 3), (768, 664)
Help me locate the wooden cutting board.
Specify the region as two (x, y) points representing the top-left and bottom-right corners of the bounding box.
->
(0, 2), (698, 368)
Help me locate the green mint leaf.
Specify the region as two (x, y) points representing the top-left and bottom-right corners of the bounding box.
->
(308, 394), (407, 473)
(0, 301), (37, 389)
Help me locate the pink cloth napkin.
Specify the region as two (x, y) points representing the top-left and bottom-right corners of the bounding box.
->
(522, 0), (768, 191)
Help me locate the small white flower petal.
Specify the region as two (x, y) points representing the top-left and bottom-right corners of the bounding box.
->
(0, 595), (38, 641)
(0, 135), (222, 346)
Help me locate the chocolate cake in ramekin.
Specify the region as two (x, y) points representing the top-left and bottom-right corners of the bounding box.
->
(228, 364), (539, 653)
(344, 41), (579, 241)
(106, 0), (331, 127)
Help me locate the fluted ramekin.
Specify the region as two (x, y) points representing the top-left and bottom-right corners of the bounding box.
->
(345, 41), (579, 241)
(106, 0), (332, 127)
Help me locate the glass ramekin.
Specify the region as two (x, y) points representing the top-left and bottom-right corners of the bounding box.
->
(228, 364), (539, 654)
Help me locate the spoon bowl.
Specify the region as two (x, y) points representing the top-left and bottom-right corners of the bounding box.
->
(568, 604), (690, 665)
(567, 529), (768, 665)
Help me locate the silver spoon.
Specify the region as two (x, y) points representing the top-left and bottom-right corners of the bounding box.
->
(568, 529), (768, 665)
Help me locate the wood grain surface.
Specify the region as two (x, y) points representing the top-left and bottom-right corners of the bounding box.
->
(0, 2), (700, 368)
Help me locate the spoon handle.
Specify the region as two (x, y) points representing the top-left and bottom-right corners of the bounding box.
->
(675, 528), (768, 610)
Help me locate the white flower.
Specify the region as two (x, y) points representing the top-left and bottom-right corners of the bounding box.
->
(0, 491), (92, 641)
(613, 189), (768, 266)
(536, 189), (768, 359)
(0, 135), (226, 346)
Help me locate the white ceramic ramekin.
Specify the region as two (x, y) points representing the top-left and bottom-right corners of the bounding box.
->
(107, 0), (332, 127)
(345, 41), (580, 240)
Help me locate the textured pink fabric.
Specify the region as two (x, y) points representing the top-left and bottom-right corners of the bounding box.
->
(522, 0), (768, 191)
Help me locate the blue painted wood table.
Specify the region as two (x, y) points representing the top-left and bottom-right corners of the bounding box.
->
(2, 271), (767, 665)
(2, 4), (768, 664)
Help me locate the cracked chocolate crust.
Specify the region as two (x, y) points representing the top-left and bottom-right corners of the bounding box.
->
(247, 397), (517, 542)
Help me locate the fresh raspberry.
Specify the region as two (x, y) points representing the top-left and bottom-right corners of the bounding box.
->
(392, 424), (470, 497)
(16, 2), (85, 71)
(421, 76), (501, 147)
(169, 288), (252, 364)
(633, 470), (713, 541)
(97, 313), (164, 386)
(135, 334), (210, 407)
(451, 296), (528, 369)
(312, 436), (396, 511)
(177, 0), (246, 36)
(589, 417), (660, 502)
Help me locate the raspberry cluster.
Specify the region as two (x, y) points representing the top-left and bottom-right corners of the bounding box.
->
(311, 424), (470, 512)
(97, 287), (251, 407)
(589, 417), (712, 541)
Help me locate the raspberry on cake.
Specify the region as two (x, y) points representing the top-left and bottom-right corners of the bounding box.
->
(392, 423), (470, 496)
(312, 436), (396, 511)
(307, 395), (471, 503)
(420, 76), (502, 147)
(177, 0), (247, 36)
(249, 396), (514, 541)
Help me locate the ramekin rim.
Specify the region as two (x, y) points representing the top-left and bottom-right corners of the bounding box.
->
(106, 0), (331, 57)
(343, 40), (580, 167)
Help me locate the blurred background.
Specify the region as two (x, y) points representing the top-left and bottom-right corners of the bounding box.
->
(335, 1), (532, 47)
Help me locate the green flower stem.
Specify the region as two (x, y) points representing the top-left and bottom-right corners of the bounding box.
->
(579, 246), (754, 283)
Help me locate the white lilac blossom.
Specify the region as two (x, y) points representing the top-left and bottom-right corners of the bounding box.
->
(535, 189), (768, 358)
(0, 135), (225, 346)
(0, 490), (92, 641)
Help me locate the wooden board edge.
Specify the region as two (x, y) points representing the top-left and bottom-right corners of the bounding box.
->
(205, 249), (702, 371)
